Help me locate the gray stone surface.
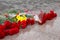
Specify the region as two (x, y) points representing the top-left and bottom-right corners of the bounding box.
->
(0, 0), (60, 40)
(0, 0), (60, 12)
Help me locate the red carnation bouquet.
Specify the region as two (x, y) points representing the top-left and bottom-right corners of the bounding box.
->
(0, 10), (57, 39)
(38, 10), (57, 25)
(0, 20), (20, 39)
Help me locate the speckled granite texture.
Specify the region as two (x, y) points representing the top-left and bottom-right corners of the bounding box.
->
(0, 0), (60, 40)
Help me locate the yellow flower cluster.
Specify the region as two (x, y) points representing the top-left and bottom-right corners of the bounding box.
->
(16, 14), (27, 22)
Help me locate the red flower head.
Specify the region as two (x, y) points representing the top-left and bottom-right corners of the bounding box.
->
(50, 10), (57, 18)
(17, 21), (21, 28)
(21, 24), (27, 29)
(27, 18), (31, 25)
(30, 19), (35, 25)
(4, 20), (11, 29)
(0, 25), (7, 38)
(46, 13), (53, 20)
(10, 22), (20, 29)
(39, 13), (47, 25)
(0, 31), (5, 39)
(4, 30), (9, 36)
(10, 22), (17, 28)
(8, 27), (19, 35)
(50, 10), (54, 14)
(46, 10), (57, 20)
(0, 24), (5, 31)
(54, 13), (57, 17)
(21, 20), (27, 29)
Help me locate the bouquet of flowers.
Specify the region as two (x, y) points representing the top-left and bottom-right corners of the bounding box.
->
(0, 9), (57, 39)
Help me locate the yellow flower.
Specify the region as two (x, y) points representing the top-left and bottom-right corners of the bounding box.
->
(16, 14), (27, 22)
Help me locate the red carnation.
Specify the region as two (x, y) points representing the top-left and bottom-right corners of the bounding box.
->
(4, 20), (11, 29)
(4, 30), (9, 36)
(30, 19), (35, 25)
(46, 13), (53, 20)
(39, 18), (46, 25)
(39, 14), (47, 25)
(0, 24), (5, 31)
(21, 20), (27, 29)
(17, 21), (21, 28)
(50, 10), (57, 18)
(0, 31), (5, 39)
(8, 27), (19, 35)
(10, 22), (20, 29)
(21, 24), (27, 29)
(10, 22), (17, 28)
(54, 13), (57, 17)
(42, 13), (47, 20)
(47, 10), (57, 20)
(50, 10), (54, 14)
(27, 18), (31, 25)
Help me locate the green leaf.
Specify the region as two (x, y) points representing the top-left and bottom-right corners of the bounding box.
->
(6, 16), (17, 22)
(8, 10), (18, 14)
(25, 14), (33, 18)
